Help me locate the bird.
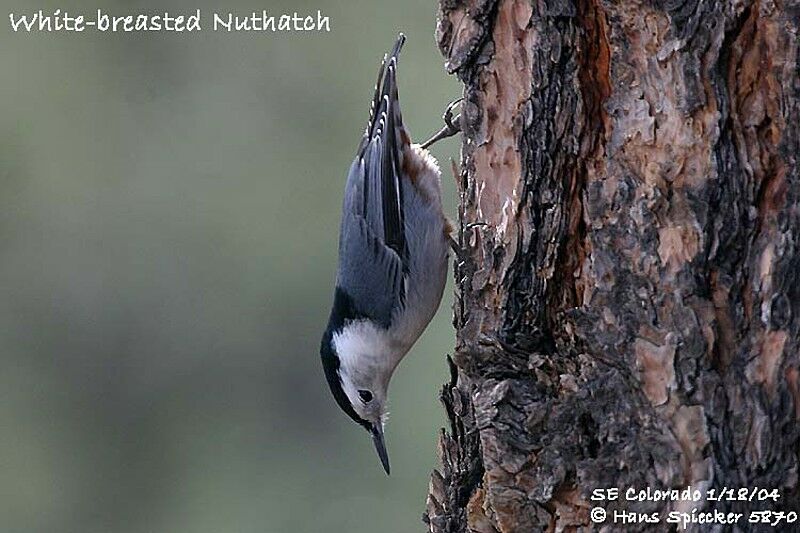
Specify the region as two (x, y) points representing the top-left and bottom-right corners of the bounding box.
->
(319, 33), (460, 475)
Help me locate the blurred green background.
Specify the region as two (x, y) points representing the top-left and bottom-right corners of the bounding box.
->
(1, 1), (460, 531)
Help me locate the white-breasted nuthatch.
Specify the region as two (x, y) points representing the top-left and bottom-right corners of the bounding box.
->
(320, 33), (460, 474)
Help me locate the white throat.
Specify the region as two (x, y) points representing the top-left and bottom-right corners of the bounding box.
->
(332, 320), (407, 380)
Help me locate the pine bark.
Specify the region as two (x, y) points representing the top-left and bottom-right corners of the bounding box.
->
(423, 1), (800, 531)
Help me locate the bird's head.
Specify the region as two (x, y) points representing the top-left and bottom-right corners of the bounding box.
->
(321, 318), (399, 475)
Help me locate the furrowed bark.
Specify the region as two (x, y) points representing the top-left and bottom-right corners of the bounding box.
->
(423, 1), (800, 531)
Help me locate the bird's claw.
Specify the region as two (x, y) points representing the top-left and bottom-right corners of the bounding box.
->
(421, 97), (463, 149)
(442, 97), (463, 133)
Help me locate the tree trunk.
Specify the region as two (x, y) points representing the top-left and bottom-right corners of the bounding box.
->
(423, 1), (800, 531)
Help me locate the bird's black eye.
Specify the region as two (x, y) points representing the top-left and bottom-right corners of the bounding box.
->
(358, 390), (373, 403)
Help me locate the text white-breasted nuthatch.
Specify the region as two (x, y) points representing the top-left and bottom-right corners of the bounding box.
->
(320, 33), (460, 474)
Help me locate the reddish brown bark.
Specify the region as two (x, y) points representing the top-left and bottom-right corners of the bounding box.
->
(424, 1), (800, 531)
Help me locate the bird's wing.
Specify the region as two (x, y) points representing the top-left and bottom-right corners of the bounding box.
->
(336, 34), (408, 328)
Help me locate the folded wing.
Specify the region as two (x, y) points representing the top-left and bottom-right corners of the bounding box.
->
(336, 34), (408, 328)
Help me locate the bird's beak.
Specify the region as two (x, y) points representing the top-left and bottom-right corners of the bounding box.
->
(370, 424), (390, 475)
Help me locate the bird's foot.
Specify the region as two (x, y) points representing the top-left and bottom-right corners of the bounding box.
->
(448, 235), (468, 264)
(420, 98), (463, 149)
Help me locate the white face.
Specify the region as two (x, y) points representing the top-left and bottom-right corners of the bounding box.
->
(333, 320), (399, 426)
(339, 372), (387, 427)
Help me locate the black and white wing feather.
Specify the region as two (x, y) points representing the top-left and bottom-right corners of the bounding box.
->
(336, 34), (409, 329)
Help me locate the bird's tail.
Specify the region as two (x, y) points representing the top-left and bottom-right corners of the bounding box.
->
(360, 33), (408, 153)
